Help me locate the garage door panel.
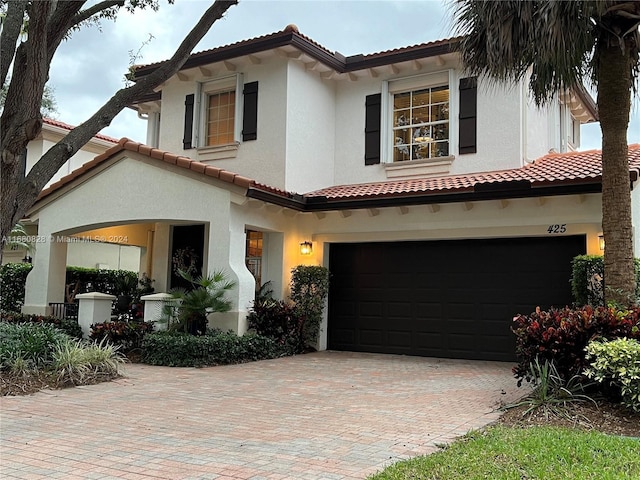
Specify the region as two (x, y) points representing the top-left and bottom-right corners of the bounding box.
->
(359, 329), (384, 347)
(388, 330), (412, 347)
(360, 302), (383, 317)
(388, 302), (412, 317)
(328, 235), (585, 361)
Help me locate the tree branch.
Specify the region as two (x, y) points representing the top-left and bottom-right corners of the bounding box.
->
(0, 0), (27, 88)
(25, 0), (238, 195)
(70, 0), (125, 29)
(45, 1), (86, 63)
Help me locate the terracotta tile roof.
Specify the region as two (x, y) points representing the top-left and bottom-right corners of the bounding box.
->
(306, 145), (640, 201)
(36, 138), (259, 202)
(42, 118), (119, 144)
(34, 138), (640, 211)
(133, 26), (456, 78)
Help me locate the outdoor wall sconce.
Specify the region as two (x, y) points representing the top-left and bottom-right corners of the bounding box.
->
(300, 241), (313, 255)
(22, 255), (32, 264)
(598, 234), (605, 251)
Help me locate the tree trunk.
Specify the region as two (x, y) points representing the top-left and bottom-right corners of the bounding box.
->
(0, 0), (238, 250)
(598, 41), (635, 306)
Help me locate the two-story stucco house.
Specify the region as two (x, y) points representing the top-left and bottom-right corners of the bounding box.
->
(21, 26), (640, 361)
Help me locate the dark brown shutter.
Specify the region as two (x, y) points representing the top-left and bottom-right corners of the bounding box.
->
(242, 81), (258, 141)
(365, 93), (381, 165)
(183, 94), (195, 149)
(459, 77), (477, 155)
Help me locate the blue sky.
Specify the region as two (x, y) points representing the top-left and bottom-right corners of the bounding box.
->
(49, 0), (638, 151)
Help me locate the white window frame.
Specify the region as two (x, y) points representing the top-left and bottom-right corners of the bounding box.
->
(381, 70), (453, 163)
(194, 73), (244, 149)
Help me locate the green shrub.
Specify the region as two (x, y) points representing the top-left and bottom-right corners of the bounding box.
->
(247, 297), (304, 354)
(585, 337), (640, 412)
(141, 330), (284, 367)
(290, 265), (329, 346)
(53, 339), (125, 386)
(511, 306), (640, 383)
(0, 263), (33, 312)
(90, 320), (154, 352)
(1, 312), (83, 339)
(571, 255), (640, 306)
(0, 322), (71, 370)
(65, 266), (138, 297)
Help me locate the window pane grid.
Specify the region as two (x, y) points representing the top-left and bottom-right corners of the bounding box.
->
(207, 90), (235, 146)
(393, 86), (449, 162)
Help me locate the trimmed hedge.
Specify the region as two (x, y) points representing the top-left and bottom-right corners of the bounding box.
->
(141, 330), (285, 367)
(0, 263), (33, 312)
(66, 266), (138, 297)
(1, 312), (83, 339)
(0, 264), (140, 315)
(571, 255), (640, 306)
(511, 306), (640, 383)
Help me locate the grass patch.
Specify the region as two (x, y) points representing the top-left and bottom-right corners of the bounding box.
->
(368, 425), (640, 480)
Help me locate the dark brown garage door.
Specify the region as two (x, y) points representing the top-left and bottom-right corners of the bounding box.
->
(328, 235), (586, 361)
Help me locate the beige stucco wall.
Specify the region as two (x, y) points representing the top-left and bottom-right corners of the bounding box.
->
(149, 52), (569, 196)
(23, 152), (607, 343)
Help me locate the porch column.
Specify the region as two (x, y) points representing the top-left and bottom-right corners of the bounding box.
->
(206, 214), (255, 335)
(23, 235), (68, 316)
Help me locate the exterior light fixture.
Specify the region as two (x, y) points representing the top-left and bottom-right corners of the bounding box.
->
(22, 255), (32, 264)
(300, 241), (313, 255)
(598, 234), (605, 251)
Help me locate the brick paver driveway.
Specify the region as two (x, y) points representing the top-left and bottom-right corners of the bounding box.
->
(1, 351), (523, 479)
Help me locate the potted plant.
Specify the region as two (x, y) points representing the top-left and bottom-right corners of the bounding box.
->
(164, 269), (236, 335)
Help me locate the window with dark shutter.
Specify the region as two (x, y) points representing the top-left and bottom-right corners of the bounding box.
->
(365, 93), (381, 165)
(242, 81), (258, 141)
(183, 94), (195, 149)
(459, 77), (477, 154)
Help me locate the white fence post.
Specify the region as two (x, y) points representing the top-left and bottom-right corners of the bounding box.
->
(76, 292), (116, 339)
(141, 293), (178, 331)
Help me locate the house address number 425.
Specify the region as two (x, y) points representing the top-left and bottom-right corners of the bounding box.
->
(547, 224), (567, 234)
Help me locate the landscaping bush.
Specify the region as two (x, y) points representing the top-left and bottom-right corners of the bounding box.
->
(511, 305), (640, 383)
(571, 255), (640, 306)
(1, 322), (125, 390)
(1, 312), (83, 339)
(290, 265), (330, 346)
(0, 322), (71, 370)
(90, 320), (154, 352)
(247, 297), (304, 354)
(0, 263), (33, 312)
(585, 337), (640, 412)
(141, 330), (284, 367)
(65, 266), (138, 297)
(52, 339), (125, 386)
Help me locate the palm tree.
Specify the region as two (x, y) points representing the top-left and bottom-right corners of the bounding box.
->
(5, 222), (34, 254)
(451, 1), (640, 305)
(165, 270), (236, 335)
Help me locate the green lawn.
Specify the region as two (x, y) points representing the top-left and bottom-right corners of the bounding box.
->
(368, 425), (639, 480)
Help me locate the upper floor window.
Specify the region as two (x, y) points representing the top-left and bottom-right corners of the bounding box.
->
(183, 78), (258, 156)
(196, 74), (244, 148)
(392, 86), (449, 161)
(206, 90), (236, 146)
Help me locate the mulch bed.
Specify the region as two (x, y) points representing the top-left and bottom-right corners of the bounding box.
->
(497, 400), (640, 437)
